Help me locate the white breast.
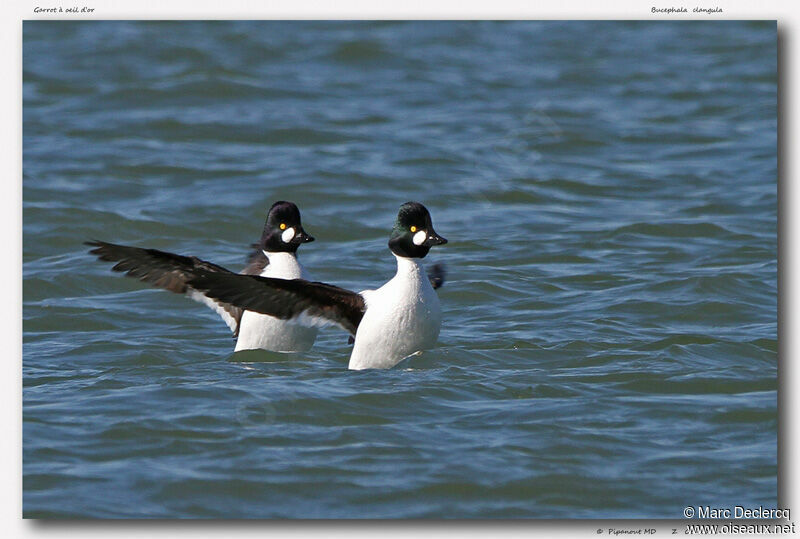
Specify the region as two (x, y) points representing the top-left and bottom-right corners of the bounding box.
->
(348, 256), (441, 370)
(234, 251), (318, 352)
(259, 251), (307, 280)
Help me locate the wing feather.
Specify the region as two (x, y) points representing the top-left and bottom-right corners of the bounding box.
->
(86, 240), (244, 335)
(187, 270), (366, 335)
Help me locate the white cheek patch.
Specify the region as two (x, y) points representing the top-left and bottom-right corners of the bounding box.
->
(413, 230), (427, 246)
(281, 227), (296, 243)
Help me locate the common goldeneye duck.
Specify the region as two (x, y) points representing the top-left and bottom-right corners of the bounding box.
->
(86, 200), (319, 352)
(186, 202), (449, 370)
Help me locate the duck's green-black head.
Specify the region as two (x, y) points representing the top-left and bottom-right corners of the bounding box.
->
(259, 201), (314, 253)
(388, 202), (447, 259)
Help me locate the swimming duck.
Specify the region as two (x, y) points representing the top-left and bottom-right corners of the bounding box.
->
(87, 201), (318, 352)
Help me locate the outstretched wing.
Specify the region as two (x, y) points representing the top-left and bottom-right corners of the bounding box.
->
(187, 270), (366, 336)
(86, 240), (244, 336)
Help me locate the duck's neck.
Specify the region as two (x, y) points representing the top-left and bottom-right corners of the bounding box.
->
(393, 254), (425, 282)
(263, 251), (303, 278)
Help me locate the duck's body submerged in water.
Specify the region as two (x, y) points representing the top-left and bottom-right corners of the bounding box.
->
(186, 202), (448, 370)
(87, 201), (318, 352)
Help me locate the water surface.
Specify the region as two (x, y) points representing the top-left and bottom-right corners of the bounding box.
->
(23, 21), (777, 518)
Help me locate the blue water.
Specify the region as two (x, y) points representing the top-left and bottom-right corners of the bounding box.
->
(23, 21), (777, 518)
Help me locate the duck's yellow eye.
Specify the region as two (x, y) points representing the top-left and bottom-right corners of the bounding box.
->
(410, 226), (417, 233)
(279, 223), (287, 230)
